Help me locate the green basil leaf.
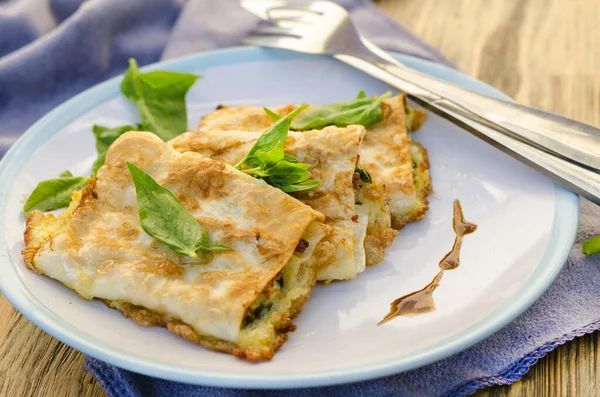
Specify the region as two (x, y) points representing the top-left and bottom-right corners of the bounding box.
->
(237, 106), (319, 193)
(278, 179), (321, 193)
(263, 107), (281, 121)
(583, 235), (600, 255)
(121, 58), (200, 141)
(126, 162), (228, 257)
(242, 159), (318, 193)
(93, 124), (139, 154)
(255, 142), (285, 169)
(23, 175), (90, 213)
(91, 153), (107, 175)
(291, 91), (391, 131)
(92, 124), (139, 173)
(235, 105), (308, 169)
(283, 153), (299, 163)
(356, 90), (366, 99)
(263, 161), (311, 184)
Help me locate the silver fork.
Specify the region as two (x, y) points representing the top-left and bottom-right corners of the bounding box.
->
(242, 0), (600, 204)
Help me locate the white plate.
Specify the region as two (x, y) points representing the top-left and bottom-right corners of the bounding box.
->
(0, 47), (578, 388)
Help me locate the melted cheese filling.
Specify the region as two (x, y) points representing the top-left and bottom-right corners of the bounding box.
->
(352, 205), (370, 274)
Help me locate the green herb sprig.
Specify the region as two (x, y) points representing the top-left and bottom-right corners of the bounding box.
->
(127, 162), (228, 257)
(121, 59), (200, 141)
(23, 171), (90, 213)
(286, 91), (391, 131)
(92, 124), (141, 173)
(235, 105), (320, 193)
(24, 59), (200, 214)
(583, 236), (600, 256)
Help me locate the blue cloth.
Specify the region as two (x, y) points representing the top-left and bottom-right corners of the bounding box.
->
(1, 1), (599, 396)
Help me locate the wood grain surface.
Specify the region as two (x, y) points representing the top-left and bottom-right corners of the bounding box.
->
(1, 0), (599, 396)
(375, 1), (600, 395)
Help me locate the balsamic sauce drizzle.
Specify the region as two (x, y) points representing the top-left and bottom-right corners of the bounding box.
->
(378, 200), (477, 325)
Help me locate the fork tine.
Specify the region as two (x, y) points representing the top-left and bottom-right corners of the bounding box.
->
(267, 5), (323, 16)
(253, 26), (299, 37)
(269, 15), (314, 25)
(243, 34), (305, 51)
(243, 1), (353, 56)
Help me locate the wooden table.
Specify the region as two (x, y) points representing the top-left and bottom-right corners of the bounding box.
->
(1, 0), (599, 396)
(376, 1), (600, 395)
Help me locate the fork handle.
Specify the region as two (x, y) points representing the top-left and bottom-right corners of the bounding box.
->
(335, 53), (600, 204)
(337, 41), (600, 173)
(381, 62), (600, 172)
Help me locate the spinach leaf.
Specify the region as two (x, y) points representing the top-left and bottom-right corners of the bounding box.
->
(255, 143), (285, 169)
(92, 124), (139, 173)
(91, 154), (106, 175)
(23, 174), (90, 213)
(121, 59), (200, 141)
(235, 105), (308, 169)
(278, 179), (321, 193)
(24, 59), (199, 214)
(263, 107), (281, 121)
(290, 91), (391, 131)
(236, 106), (320, 193)
(126, 162), (228, 257)
(583, 235), (600, 255)
(243, 159), (318, 193)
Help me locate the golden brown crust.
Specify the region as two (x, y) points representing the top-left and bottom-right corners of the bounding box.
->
(23, 131), (329, 360)
(193, 96), (432, 231)
(102, 238), (333, 361)
(103, 300), (241, 356)
(23, 188), (85, 272)
(148, 259), (183, 277)
(391, 141), (432, 229)
(23, 211), (44, 271)
(362, 95), (417, 224)
(117, 221), (141, 241)
(364, 95), (432, 229)
(413, 142), (432, 195)
(357, 183), (398, 267)
(171, 126), (368, 280)
(411, 109), (427, 132)
(198, 104), (298, 132)
(163, 159), (227, 200)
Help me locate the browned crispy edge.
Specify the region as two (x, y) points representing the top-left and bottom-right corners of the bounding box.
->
(391, 141), (432, 230)
(199, 98), (433, 232)
(360, 183), (398, 267)
(104, 299), (242, 353)
(102, 240), (332, 362)
(23, 178), (98, 271)
(23, 213), (44, 272)
(411, 109), (427, 132)
(25, 237), (331, 361)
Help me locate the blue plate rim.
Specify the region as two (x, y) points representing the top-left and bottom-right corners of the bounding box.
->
(0, 46), (579, 388)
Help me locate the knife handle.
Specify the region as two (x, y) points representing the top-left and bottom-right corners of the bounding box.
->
(380, 62), (600, 173)
(339, 35), (600, 173)
(335, 53), (600, 204)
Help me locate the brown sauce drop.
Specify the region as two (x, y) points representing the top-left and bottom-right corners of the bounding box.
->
(378, 200), (477, 325)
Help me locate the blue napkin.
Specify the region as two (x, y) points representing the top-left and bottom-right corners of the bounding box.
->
(2, 1), (599, 396)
